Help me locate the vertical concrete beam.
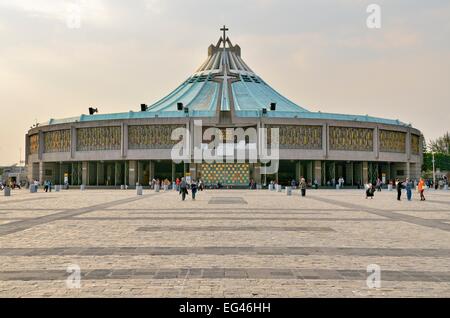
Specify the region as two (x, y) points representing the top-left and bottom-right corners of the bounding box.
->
(307, 161), (313, 183)
(362, 161), (369, 185)
(71, 126), (76, 159)
(314, 160), (322, 185)
(149, 160), (154, 181)
(38, 161), (45, 184)
(82, 161), (88, 185)
(406, 161), (411, 179)
(322, 124), (328, 159)
(128, 160), (137, 187)
(38, 130), (44, 161)
(171, 162), (175, 182)
(121, 123), (127, 158)
(374, 126), (379, 159)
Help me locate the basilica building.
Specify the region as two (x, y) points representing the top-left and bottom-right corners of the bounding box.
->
(26, 29), (422, 187)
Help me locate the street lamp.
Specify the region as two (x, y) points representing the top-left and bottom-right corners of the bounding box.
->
(432, 152), (436, 189)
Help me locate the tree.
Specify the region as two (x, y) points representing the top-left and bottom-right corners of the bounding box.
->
(429, 132), (450, 154)
(421, 134), (427, 154)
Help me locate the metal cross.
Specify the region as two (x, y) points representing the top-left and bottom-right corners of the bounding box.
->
(220, 25), (229, 46)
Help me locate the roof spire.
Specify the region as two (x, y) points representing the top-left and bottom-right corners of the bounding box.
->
(220, 25), (229, 48)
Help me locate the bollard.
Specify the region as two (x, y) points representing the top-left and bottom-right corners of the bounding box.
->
(80, 184), (85, 191)
(120, 185), (125, 190)
(336, 185), (340, 190)
(164, 184), (169, 191)
(4, 187), (11, 197)
(136, 186), (143, 196)
(55, 185), (61, 192)
(445, 184), (448, 191)
(286, 186), (292, 196)
(268, 184), (273, 191)
(155, 185), (160, 192)
(277, 185), (282, 192)
(388, 184), (393, 191)
(30, 184), (37, 193)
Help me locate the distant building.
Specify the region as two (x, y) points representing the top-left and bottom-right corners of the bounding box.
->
(25, 30), (422, 187)
(0, 165), (27, 185)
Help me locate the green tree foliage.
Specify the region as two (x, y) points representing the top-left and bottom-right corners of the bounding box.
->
(428, 132), (450, 154)
(423, 153), (450, 172)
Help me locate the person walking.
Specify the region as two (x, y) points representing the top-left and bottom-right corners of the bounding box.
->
(191, 180), (198, 200)
(396, 178), (403, 201)
(376, 178), (382, 192)
(418, 178), (426, 201)
(299, 177), (306, 197)
(406, 178), (412, 201)
(179, 177), (188, 201)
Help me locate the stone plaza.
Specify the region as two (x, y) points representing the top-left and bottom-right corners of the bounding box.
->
(0, 187), (449, 297)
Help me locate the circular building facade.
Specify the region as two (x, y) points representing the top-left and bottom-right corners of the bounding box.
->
(26, 33), (422, 188)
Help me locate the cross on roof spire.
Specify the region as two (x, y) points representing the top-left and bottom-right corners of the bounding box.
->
(220, 25), (229, 47)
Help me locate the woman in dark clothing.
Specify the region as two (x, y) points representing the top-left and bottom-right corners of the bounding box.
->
(396, 179), (403, 201)
(179, 178), (188, 201)
(366, 183), (376, 199)
(191, 180), (198, 200)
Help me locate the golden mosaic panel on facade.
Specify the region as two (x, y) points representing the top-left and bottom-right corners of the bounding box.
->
(329, 127), (373, 151)
(267, 125), (322, 149)
(379, 130), (406, 153)
(76, 126), (121, 151)
(128, 125), (184, 149)
(44, 130), (71, 153)
(29, 134), (39, 155)
(411, 134), (420, 155)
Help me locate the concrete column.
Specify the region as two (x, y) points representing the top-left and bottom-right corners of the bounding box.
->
(121, 123), (127, 158)
(406, 161), (411, 179)
(307, 161), (313, 183)
(189, 163), (197, 180)
(346, 162), (353, 185)
(322, 124), (328, 159)
(38, 161), (44, 184)
(406, 128), (412, 161)
(128, 160), (137, 187)
(115, 162), (120, 186)
(82, 161), (88, 185)
(71, 126), (76, 159)
(314, 160), (322, 185)
(38, 131), (44, 161)
(171, 162), (176, 182)
(253, 163), (262, 185)
(97, 162), (105, 186)
(149, 160), (154, 181)
(374, 126), (379, 159)
(362, 161), (369, 185)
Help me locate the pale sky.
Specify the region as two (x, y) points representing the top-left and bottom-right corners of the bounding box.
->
(0, 0), (449, 165)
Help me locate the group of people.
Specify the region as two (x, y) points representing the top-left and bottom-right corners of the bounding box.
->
(0, 180), (21, 190)
(366, 178), (427, 201)
(395, 178), (427, 201)
(178, 177), (201, 201)
(150, 178), (171, 189)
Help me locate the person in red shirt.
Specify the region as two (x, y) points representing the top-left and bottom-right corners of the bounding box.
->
(418, 178), (426, 201)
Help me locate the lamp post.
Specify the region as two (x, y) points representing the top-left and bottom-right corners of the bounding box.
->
(432, 152), (436, 189)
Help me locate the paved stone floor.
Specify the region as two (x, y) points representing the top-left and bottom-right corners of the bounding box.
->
(0, 187), (449, 297)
